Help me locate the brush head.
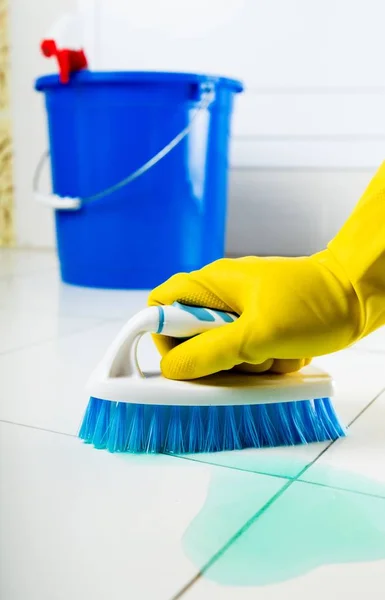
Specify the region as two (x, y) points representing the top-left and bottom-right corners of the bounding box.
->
(80, 305), (346, 454)
(80, 366), (345, 454)
(79, 393), (345, 454)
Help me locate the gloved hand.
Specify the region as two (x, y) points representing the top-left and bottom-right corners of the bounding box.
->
(149, 162), (385, 380)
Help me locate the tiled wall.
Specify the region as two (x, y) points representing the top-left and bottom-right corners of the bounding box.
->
(78, 0), (383, 255)
(0, 0), (14, 246)
(11, 0), (384, 254)
(90, 0), (385, 170)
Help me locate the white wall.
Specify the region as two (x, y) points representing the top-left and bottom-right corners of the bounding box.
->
(92, 0), (385, 169)
(12, 0), (385, 254)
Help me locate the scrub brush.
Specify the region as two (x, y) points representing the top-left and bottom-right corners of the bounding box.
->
(79, 302), (346, 453)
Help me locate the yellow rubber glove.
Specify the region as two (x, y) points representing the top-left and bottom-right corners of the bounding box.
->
(149, 162), (385, 380)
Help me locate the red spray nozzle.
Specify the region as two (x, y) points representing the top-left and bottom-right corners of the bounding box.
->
(40, 39), (88, 84)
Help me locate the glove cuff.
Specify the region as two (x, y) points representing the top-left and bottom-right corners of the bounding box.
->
(327, 162), (385, 336)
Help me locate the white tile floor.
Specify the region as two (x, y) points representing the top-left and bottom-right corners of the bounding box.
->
(1, 249), (385, 600)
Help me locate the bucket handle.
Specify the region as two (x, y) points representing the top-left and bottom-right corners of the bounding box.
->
(33, 84), (215, 211)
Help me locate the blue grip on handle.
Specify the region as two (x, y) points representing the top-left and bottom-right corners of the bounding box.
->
(172, 301), (235, 323)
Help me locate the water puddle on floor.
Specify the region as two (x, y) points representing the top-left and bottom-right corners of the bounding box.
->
(182, 458), (385, 586)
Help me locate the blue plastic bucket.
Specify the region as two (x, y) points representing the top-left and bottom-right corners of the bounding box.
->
(35, 71), (243, 289)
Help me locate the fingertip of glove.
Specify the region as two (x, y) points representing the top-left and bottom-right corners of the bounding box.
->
(147, 272), (191, 307)
(160, 352), (197, 381)
(269, 358), (308, 374)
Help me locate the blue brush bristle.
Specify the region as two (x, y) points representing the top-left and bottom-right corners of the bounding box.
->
(78, 396), (103, 442)
(257, 404), (278, 446)
(126, 404), (146, 452)
(272, 403), (297, 445)
(146, 406), (165, 453)
(222, 406), (242, 450)
(283, 401), (308, 444)
(187, 406), (205, 453)
(107, 403), (129, 453)
(92, 399), (115, 449)
(164, 406), (185, 454)
(297, 400), (322, 442)
(79, 396), (346, 454)
(314, 397), (346, 439)
(239, 405), (260, 448)
(204, 406), (221, 452)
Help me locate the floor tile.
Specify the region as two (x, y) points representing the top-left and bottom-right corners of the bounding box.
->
(300, 390), (385, 497)
(0, 269), (149, 319)
(0, 422), (286, 600)
(179, 480), (385, 600)
(314, 349), (385, 423)
(0, 320), (159, 433)
(182, 348), (385, 480)
(181, 447), (322, 481)
(0, 249), (58, 278)
(0, 308), (102, 354)
(350, 326), (385, 354)
(2, 249), (385, 600)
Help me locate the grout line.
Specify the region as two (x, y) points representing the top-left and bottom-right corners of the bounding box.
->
(173, 453), (294, 482)
(0, 418), (78, 438)
(11, 416), (383, 504)
(9, 417), (383, 505)
(172, 388), (385, 598)
(171, 479), (294, 600)
(177, 447), (385, 501)
(296, 477), (385, 501)
(234, 134), (385, 142)
(244, 86), (385, 94)
(347, 386), (385, 428)
(171, 461), (318, 599)
(0, 420), (192, 465)
(230, 165), (376, 173)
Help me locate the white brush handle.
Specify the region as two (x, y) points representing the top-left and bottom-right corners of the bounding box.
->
(89, 302), (237, 382)
(87, 304), (335, 407)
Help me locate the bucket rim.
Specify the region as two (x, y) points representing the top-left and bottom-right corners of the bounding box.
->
(35, 70), (244, 93)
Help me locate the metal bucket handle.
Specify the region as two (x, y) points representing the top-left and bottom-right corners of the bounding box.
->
(33, 84), (215, 211)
